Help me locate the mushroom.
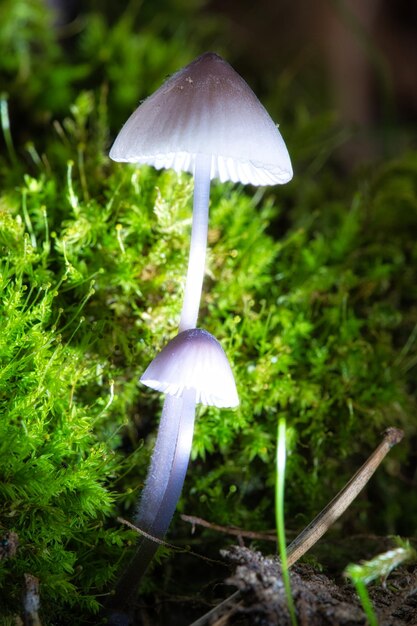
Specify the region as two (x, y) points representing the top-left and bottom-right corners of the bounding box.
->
(110, 51), (292, 331)
(141, 328), (239, 407)
(107, 52), (292, 610)
(138, 328), (237, 531)
(108, 329), (238, 611)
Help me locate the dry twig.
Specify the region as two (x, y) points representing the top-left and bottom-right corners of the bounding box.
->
(187, 427), (404, 626)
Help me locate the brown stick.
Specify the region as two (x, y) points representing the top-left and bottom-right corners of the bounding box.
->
(286, 427), (403, 566)
(187, 427), (404, 626)
(181, 515), (277, 543)
(23, 574), (42, 626)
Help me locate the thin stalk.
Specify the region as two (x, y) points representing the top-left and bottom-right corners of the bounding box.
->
(108, 390), (197, 610)
(348, 578), (378, 626)
(275, 418), (298, 626)
(137, 389), (197, 539)
(133, 395), (183, 532)
(179, 153), (212, 332)
(0, 94), (17, 165)
(132, 150), (212, 542)
(21, 189), (37, 248)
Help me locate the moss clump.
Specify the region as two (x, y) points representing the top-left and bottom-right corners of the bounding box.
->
(0, 2), (416, 623)
(1, 92), (415, 620)
(188, 171), (416, 534)
(0, 197), (134, 621)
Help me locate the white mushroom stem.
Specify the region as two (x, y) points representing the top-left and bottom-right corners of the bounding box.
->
(179, 153), (212, 332)
(133, 395), (183, 531)
(143, 389), (196, 537)
(134, 390), (196, 538)
(127, 149), (214, 590)
(110, 390), (197, 608)
(128, 153), (212, 567)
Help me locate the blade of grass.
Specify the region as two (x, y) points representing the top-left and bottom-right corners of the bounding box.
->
(345, 566), (378, 626)
(0, 93), (17, 165)
(276, 417), (298, 626)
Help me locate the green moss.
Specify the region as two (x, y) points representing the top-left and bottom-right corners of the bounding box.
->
(0, 2), (416, 622)
(0, 212), (135, 621)
(189, 178), (416, 531)
(1, 86), (417, 620)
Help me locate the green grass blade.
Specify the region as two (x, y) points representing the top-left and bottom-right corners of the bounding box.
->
(276, 417), (298, 626)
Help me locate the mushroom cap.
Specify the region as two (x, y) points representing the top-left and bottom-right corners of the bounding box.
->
(140, 328), (239, 408)
(109, 52), (292, 186)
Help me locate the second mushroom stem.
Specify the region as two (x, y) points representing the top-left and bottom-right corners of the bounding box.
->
(112, 391), (197, 605)
(135, 390), (197, 539)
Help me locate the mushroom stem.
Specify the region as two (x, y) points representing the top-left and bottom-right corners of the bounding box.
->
(133, 395), (183, 531)
(109, 390), (197, 608)
(135, 389), (197, 538)
(179, 153), (212, 332)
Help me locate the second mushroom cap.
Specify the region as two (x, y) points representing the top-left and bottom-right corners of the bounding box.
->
(140, 328), (239, 408)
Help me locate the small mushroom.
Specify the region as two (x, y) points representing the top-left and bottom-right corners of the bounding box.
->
(137, 329), (238, 535)
(109, 329), (238, 611)
(136, 328), (238, 537)
(110, 51), (292, 331)
(141, 328), (239, 408)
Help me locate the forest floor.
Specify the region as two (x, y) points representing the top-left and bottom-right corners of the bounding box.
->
(135, 538), (417, 626)
(199, 545), (417, 626)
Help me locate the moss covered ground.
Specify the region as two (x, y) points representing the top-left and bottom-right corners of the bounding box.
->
(0, 2), (416, 624)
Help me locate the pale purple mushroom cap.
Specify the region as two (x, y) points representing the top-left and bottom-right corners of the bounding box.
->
(140, 328), (239, 408)
(109, 52), (292, 186)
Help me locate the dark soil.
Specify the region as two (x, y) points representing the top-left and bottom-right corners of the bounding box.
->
(197, 546), (417, 626)
(130, 540), (417, 626)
